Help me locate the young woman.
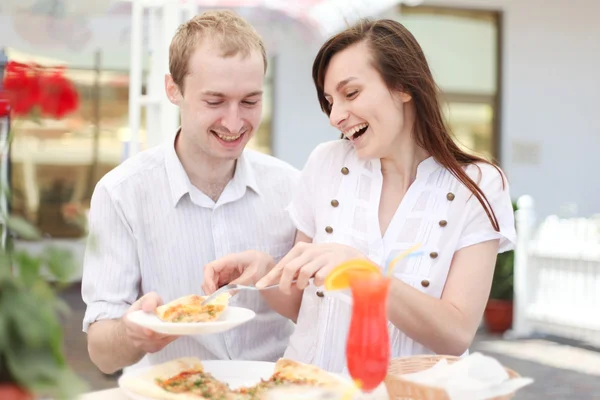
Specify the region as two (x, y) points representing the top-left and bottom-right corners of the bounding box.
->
(203, 18), (516, 373)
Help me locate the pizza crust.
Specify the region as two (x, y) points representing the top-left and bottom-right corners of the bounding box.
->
(119, 357), (208, 400)
(273, 359), (347, 388)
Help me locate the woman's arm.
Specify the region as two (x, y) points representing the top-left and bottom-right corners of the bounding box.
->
(259, 231), (312, 323)
(387, 239), (500, 356)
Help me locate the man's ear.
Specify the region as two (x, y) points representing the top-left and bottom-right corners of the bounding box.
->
(165, 74), (182, 105)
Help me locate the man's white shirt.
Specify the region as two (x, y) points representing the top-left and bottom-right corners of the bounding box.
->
(82, 134), (299, 368)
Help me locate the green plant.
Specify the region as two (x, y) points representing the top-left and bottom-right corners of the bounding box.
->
(489, 201), (518, 301)
(0, 59), (87, 398)
(490, 250), (514, 300)
(0, 217), (88, 399)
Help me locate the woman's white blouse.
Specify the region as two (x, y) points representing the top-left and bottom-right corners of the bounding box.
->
(283, 139), (516, 373)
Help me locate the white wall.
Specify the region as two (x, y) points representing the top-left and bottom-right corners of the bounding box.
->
(3, 1), (598, 218)
(420, 0), (600, 218)
(270, 28), (339, 169)
(0, 13), (137, 70)
(271, 0), (600, 218)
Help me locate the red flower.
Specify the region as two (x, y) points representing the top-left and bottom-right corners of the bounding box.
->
(38, 72), (79, 119)
(0, 98), (9, 118)
(2, 62), (41, 116)
(1, 61), (79, 119)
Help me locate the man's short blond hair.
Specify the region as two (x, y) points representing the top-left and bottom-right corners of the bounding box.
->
(169, 9), (267, 94)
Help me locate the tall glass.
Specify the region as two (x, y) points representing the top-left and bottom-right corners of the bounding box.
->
(346, 275), (391, 392)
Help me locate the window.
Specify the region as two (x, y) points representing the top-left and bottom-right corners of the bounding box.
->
(247, 58), (274, 155)
(398, 5), (502, 162)
(8, 55), (275, 239)
(9, 68), (142, 238)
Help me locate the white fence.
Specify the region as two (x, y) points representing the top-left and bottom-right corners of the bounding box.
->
(512, 195), (600, 347)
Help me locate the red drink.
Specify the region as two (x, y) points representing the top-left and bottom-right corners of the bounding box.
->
(346, 275), (391, 392)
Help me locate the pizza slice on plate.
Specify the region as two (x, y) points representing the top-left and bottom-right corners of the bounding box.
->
(232, 359), (348, 399)
(155, 293), (231, 323)
(119, 357), (232, 400)
(120, 357), (351, 400)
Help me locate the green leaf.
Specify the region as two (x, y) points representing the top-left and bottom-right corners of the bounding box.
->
(6, 215), (41, 240)
(43, 246), (77, 282)
(0, 294), (10, 351)
(31, 281), (72, 320)
(0, 251), (12, 282)
(4, 290), (57, 348)
(0, 182), (11, 200)
(490, 250), (514, 300)
(0, 284), (85, 399)
(52, 295), (71, 317)
(5, 345), (87, 399)
(13, 251), (42, 287)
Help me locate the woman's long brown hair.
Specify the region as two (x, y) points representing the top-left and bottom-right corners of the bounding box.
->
(312, 18), (503, 231)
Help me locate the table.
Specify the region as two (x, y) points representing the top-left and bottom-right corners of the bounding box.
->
(78, 388), (128, 400)
(77, 386), (390, 400)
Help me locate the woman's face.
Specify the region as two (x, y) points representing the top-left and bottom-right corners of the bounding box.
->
(323, 41), (413, 160)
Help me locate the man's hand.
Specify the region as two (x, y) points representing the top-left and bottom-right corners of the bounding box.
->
(202, 250), (275, 294)
(122, 292), (179, 353)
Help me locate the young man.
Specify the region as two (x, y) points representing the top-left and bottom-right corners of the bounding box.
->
(82, 10), (298, 374)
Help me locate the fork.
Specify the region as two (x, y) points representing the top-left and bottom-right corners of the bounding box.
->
(201, 280), (299, 305)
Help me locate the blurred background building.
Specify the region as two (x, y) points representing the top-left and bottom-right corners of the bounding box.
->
(1, 1), (599, 397)
(2, 0), (598, 258)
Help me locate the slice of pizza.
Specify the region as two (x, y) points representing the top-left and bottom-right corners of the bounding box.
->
(232, 359), (348, 399)
(119, 357), (233, 400)
(155, 293), (231, 323)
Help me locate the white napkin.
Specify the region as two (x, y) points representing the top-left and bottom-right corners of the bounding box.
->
(399, 352), (534, 400)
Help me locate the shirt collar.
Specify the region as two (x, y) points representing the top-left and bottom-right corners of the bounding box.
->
(233, 150), (262, 198)
(366, 155), (440, 180)
(414, 156), (440, 179)
(164, 132), (262, 207)
(165, 132), (191, 207)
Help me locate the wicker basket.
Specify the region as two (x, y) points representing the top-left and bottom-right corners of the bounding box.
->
(384, 355), (520, 400)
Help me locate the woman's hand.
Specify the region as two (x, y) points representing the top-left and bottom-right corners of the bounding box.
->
(256, 242), (367, 294)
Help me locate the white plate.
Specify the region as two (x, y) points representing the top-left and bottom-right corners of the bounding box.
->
(119, 360), (276, 400)
(119, 360), (389, 400)
(127, 307), (256, 335)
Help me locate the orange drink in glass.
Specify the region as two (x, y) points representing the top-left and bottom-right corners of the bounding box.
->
(345, 274), (391, 392)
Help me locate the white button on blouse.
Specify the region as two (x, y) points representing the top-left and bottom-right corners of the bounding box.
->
(284, 140), (516, 373)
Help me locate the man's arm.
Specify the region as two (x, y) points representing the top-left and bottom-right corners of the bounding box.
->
(87, 294), (177, 374)
(87, 319), (142, 374)
(82, 183), (174, 373)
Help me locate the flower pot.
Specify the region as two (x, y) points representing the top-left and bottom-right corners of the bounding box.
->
(484, 299), (513, 334)
(0, 384), (33, 400)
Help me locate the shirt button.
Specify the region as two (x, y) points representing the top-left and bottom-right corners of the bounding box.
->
(421, 279), (430, 288)
(331, 199), (339, 207)
(447, 192), (455, 201)
(325, 226), (333, 234)
(341, 167), (350, 175)
(316, 291), (325, 297)
(439, 220), (447, 227)
(429, 251), (438, 259)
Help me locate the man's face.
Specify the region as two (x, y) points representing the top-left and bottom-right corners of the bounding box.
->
(166, 40), (265, 162)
